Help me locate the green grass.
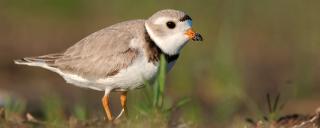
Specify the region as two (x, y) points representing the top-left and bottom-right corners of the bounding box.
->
(3, 97), (26, 121)
(41, 94), (65, 125)
(73, 103), (87, 121)
(0, 52), (319, 127)
(153, 54), (167, 109)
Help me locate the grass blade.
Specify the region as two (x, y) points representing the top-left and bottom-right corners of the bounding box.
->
(157, 54), (167, 108)
(273, 93), (280, 113)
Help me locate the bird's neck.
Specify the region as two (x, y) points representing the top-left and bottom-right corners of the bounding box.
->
(143, 26), (179, 64)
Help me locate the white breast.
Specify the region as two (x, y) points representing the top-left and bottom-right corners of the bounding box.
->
(96, 53), (159, 90)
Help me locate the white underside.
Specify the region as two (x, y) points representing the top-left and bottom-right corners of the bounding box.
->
(95, 54), (159, 91)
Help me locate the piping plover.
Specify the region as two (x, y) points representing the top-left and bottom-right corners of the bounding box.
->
(14, 9), (202, 121)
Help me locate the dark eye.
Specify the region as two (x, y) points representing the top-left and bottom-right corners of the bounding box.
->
(166, 21), (176, 29)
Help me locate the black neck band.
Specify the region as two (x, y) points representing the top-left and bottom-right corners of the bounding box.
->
(144, 27), (179, 63)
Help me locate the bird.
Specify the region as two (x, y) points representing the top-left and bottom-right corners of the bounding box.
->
(14, 9), (203, 121)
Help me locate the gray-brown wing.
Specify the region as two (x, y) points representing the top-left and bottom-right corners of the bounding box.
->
(53, 28), (139, 80)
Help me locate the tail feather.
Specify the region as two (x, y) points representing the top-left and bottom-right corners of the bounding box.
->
(14, 53), (63, 66)
(14, 58), (35, 65)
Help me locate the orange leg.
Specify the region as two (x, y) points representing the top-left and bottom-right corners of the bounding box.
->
(120, 91), (128, 117)
(102, 95), (113, 121)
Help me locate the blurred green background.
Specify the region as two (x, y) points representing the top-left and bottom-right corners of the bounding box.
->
(0, 0), (320, 127)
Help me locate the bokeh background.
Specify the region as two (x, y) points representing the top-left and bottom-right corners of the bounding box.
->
(0, 0), (319, 127)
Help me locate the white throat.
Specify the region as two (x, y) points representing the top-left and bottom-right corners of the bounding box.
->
(145, 23), (189, 55)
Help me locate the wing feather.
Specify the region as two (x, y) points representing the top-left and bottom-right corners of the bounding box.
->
(15, 20), (145, 80)
(52, 28), (139, 80)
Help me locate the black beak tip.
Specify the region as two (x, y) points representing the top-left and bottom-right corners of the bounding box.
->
(192, 33), (203, 41)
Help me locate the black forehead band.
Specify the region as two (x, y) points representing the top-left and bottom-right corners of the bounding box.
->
(179, 15), (192, 22)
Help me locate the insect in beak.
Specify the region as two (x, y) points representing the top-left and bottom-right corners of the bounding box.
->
(185, 28), (203, 41)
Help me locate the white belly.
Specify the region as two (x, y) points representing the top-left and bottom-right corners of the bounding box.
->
(96, 55), (159, 90)
(58, 54), (159, 91)
(56, 53), (181, 92)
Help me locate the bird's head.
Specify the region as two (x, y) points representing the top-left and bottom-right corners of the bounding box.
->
(145, 9), (203, 55)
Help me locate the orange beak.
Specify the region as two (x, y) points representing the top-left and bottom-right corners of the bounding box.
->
(185, 28), (203, 41)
